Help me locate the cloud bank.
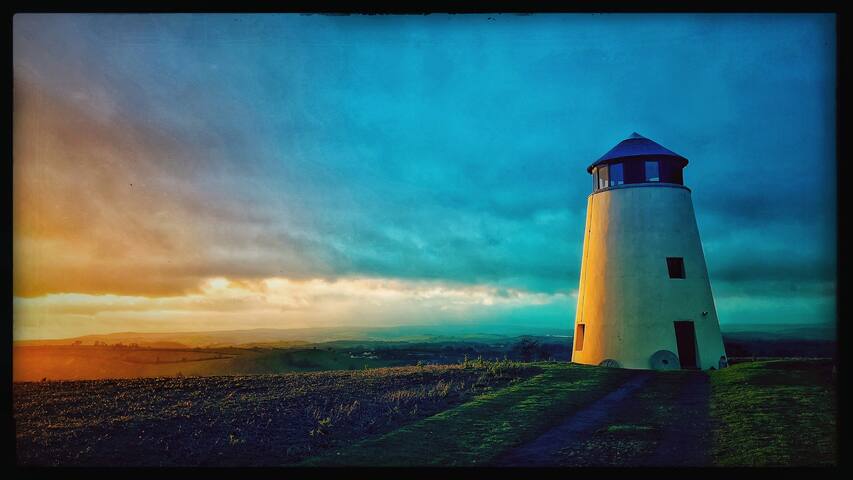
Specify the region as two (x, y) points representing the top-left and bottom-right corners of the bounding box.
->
(13, 14), (836, 338)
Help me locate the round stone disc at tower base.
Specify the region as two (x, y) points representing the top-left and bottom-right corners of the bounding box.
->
(599, 359), (621, 368)
(649, 350), (679, 370)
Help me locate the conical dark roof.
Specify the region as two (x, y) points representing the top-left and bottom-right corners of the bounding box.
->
(587, 132), (688, 172)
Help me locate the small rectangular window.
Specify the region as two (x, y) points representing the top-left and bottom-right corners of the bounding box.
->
(666, 257), (685, 278)
(609, 162), (624, 186)
(575, 324), (585, 351)
(598, 165), (609, 189)
(593, 169), (599, 191)
(645, 160), (660, 182)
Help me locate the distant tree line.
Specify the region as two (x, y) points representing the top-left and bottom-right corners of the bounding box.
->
(512, 338), (561, 362)
(89, 341), (140, 348)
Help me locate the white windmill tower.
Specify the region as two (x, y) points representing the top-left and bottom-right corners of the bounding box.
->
(572, 133), (728, 370)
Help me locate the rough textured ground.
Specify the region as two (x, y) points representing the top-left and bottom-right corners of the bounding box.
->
(537, 370), (712, 467)
(496, 373), (653, 466)
(306, 360), (834, 467)
(643, 372), (710, 466)
(14, 359), (835, 467)
(303, 363), (636, 466)
(14, 362), (536, 466)
(709, 358), (836, 466)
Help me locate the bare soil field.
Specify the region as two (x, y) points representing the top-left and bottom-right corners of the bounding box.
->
(14, 361), (536, 466)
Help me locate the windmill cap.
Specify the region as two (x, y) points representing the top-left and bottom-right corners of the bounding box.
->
(587, 132), (688, 172)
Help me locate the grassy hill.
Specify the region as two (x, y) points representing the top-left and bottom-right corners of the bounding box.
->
(304, 359), (836, 467)
(14, 358), (835, 467)
(710, 359), (836, 466)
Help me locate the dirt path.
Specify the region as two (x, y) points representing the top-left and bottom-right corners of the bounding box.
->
(640, 372), (710, 466)
(495, 370), (712, 467)
(495, 372), (652, 466)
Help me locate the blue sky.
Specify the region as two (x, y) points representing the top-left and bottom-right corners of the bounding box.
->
(13, 13), (836, 338)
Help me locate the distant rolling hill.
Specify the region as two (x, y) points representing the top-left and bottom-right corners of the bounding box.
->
(12, 322), (835, 382)
(12, 333), (572, 382)
(14, 329), (333, 349)
(720, 322), (836, 341)
(13, 325), (567, 349)
(14, 321), (834, 349)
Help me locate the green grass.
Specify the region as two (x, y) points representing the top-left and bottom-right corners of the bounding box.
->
(709, 359), (836, 466)
(301, 362), (636, 466)
(299, 359), (837, 467)
(224, 348), (403, 374)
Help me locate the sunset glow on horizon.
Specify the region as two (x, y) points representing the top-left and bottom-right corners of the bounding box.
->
(14, 276), (575, 340)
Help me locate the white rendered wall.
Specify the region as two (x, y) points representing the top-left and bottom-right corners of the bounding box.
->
(572, 184), (727, 370)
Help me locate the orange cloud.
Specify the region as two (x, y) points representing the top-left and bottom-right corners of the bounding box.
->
(13, 75), (314, 297)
